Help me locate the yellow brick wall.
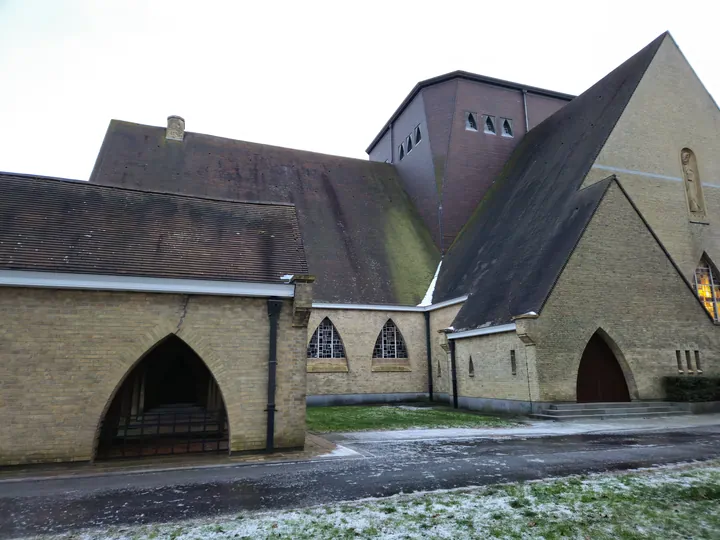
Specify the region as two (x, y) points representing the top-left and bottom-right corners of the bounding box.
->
(525, 183), (720, 402)
(582, 35), (720, 280)
(454, 331), (531, 400)
(0, 288), (307, 465)
(306, 309), (428, 396)
(429, 303), (463, 397)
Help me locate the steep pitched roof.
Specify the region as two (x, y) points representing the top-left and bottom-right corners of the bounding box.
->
(0, 173), (308, 283)
(89, 123), (439, 304)
(433, 33), (667, 330)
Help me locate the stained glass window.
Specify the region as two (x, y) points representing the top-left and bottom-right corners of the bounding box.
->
(372, 320), (408, 359)
(307, 318), (346, 358)
(693, 258), (720, 321)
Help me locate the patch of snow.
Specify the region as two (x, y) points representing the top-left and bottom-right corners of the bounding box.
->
(417, 260), (442, 307)
(317, 444), (361, 459)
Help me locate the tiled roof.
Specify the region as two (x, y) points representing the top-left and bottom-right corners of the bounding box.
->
(0, 173), (308, 283)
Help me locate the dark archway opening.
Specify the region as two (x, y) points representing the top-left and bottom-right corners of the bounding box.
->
(97, 335), (228, 459)
(576, 332), (631, 403)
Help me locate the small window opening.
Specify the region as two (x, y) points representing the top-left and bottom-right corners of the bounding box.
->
(437, 360), (442, 378)
(510, 350), (517, 376)
(685, 350), (693, 373)
(407, 135), (413, 153)
(676, 350), (684, 373)
(399, 144), (405, 161)
(414, 125), (422, 144)
(502, 118), (513, 138)
(466, 112), (478, 131)
(484, 115), (496, 134)
(469, 355), (475, 377)
(695, 350), (702, 373)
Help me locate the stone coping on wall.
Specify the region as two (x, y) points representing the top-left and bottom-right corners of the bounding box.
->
(307, 358), (349, 373)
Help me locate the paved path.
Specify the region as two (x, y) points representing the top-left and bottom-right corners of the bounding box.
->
(2, 424), (720, 538)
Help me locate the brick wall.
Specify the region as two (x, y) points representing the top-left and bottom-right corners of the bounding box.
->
(524, 183), (720, 402)
(0, 288), (307, 465)
(582, 35), (720, 280)
(428, 303), (463, 397)
(453, 331), (530, 400)
(306, 309), (427, 397)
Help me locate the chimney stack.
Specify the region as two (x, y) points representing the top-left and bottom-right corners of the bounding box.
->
(166, 115), (185, 141)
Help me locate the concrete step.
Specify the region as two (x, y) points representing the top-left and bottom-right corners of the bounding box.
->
(531, 410), (690, 422)
(548, 402), (685, 411)
(544, 406), (680, 417)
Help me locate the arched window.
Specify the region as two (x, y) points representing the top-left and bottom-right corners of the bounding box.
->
(469, 355), (475, 377)
(502, 119), (513, 138)
(307, 318), (346, 358)
(484, 115), (496, 134)
(693, 257), (720, 321)
(373, 320), (408, 359)
(466, 112), (478, 131)
(414, 125), (422, 144)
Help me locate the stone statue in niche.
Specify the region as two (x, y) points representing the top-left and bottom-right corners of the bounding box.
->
(681, 148), (704, 214)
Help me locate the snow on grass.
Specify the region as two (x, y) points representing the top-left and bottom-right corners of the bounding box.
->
(31, 461), (720, 539)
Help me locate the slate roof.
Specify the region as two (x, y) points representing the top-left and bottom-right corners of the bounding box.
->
(90, 124), (440, 304)
(0, 173), (308, 283)
(433, 33), (666, 330)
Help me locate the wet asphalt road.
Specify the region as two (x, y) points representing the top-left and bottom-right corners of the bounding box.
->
(2, 426), (720, 538)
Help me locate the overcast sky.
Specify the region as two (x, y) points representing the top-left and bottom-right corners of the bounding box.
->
(1, 0), (718, 180)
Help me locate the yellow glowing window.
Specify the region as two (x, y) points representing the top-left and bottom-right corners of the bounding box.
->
(694, 258), (720, 321)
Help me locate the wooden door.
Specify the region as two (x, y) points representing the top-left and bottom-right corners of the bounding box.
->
(576, 333), (630, 403)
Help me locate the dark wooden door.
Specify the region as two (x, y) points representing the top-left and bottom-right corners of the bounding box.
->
(576, 333), (630, 403)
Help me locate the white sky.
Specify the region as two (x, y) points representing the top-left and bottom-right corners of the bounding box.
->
(0, 0), (718, 180)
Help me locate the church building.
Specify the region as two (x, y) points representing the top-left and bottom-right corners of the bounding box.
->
(1, 32), (719, 465)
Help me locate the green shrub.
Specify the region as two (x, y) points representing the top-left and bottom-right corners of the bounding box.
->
(663, 377), (720, 402)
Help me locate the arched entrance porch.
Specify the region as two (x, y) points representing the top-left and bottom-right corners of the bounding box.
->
(576, 331), (631, 403)
(97, 335), (229, 459)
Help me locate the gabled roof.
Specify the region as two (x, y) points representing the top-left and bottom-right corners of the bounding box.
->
(433, 33), (667, 330)
(89, 122), (440, 304)
(0, 172), (308, 283)
(366, 70), (575, 154)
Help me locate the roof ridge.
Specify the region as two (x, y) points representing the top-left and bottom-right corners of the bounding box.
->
(104, 120), (393, 167)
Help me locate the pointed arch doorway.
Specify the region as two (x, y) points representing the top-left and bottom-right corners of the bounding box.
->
(576, 332), (631, 403)
(97, 335), (229, 459)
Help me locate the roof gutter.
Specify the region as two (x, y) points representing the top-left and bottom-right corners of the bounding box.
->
(0, 270), (296, 298)
(312, 295), (467, 313)
(446, 323), (517, 340)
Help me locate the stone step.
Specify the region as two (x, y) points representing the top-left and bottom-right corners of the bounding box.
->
(548, 402), (684, 411)
(543, 406), (679, 416)
(531, 410), (690, 422)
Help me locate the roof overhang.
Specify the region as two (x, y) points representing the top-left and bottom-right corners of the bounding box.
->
(0, 270), (295, 297)
(312, 294), (467, 313)
(446, 323), (517, 340)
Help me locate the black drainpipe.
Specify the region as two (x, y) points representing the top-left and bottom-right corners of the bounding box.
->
(266, 298), (283, 452)
(424, 311), (434, 402)
(449, 339), (459, 409)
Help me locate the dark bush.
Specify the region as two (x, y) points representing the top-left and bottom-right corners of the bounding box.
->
(663, 377), (720, 402)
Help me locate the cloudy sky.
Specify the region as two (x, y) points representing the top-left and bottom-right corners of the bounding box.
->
(0, 0), (717, 180)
